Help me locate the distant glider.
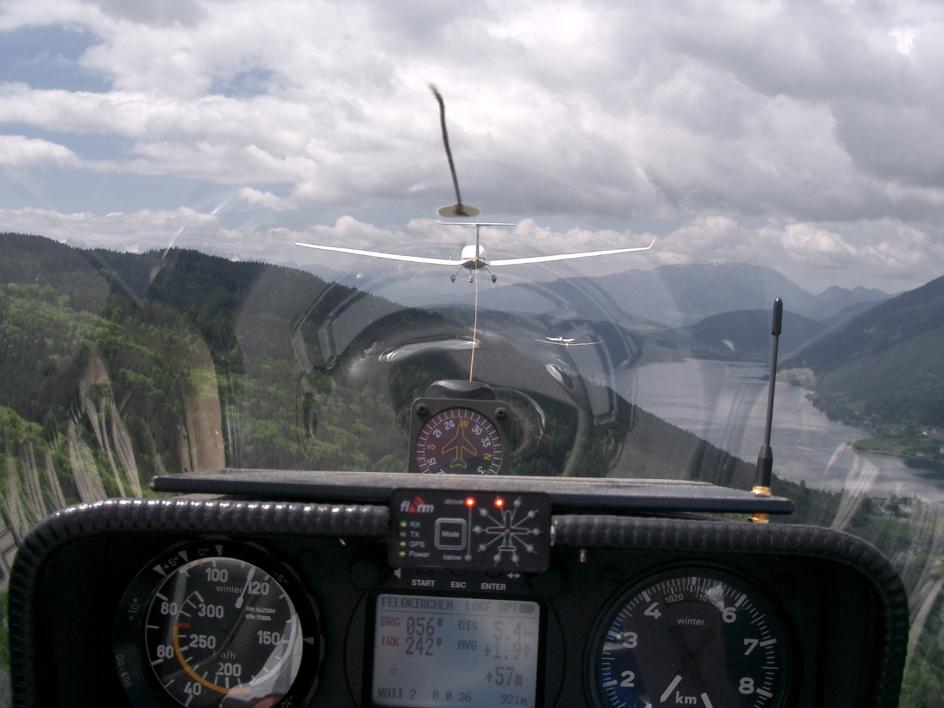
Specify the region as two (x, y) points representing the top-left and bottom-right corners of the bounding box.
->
(536, 335), (602, 347)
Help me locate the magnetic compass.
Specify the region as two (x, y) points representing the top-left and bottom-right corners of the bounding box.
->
(408, 380), (511, 475)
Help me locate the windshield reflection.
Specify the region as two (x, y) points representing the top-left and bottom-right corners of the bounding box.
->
(3, 0), (944, 703)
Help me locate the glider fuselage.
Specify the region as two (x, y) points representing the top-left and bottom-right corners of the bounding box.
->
(459, 244), (487, 270)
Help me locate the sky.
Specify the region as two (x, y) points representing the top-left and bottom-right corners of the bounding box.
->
(2, 0), (944, 293)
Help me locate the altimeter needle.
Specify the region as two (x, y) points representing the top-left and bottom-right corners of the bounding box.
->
(660, 674), (683, 703)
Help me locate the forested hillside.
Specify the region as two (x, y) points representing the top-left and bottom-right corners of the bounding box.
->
(662, 309), (826, 361)
(0, 233), (397, 540)
(786, 273), (944, 465)
(0, 232), (797, 537)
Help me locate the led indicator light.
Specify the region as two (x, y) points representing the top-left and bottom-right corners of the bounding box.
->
(494, 497), (505, 509)
(464, 497), (476, 508)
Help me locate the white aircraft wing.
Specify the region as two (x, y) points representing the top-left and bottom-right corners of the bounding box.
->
(295, 242), (463, 266)
(489, 239), (654, 267)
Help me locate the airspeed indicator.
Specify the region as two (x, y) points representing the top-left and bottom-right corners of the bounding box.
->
(114, 542), (321, 708)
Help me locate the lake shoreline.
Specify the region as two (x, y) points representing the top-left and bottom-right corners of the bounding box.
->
(627, 358), (944, 503)
(851, 440), (944, 475)
(707, 359), (944, 473)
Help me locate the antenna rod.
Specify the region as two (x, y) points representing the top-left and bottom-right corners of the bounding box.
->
(751, 297), (783, 524)
(430, 85), (469, 217)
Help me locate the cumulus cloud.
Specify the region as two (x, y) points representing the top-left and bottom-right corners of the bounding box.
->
(1, 0), (944, 292)
(237, 187), (296, 211)
(0, 135), (80, 167)
(0, 206), (225, 253)
(0, 0), (109, 32)
(764, 223), (859, 267)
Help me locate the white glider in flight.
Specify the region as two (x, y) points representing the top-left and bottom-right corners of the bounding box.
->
(295, 86), (653, 281)
(294, 235), (655, 282)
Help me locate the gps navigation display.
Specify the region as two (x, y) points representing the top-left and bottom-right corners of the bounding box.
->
(371, 594), (541, 707)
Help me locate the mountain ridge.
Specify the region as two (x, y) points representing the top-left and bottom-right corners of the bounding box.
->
(784, 273), (944, 465)
(540, 262), (887, 327)
(676, 309), (826, 360)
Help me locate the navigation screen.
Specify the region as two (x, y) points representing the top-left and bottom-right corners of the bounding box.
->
(371, 594), (541, 707)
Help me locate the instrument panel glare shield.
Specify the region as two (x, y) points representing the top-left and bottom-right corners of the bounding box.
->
(370, 593), (541, 707)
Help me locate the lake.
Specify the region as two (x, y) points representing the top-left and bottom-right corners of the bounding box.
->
(624, 359), (944, 503)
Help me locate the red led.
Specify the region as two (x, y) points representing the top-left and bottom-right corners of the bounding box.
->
(494, 497), (505, 509)
(464, 497), (476, 508)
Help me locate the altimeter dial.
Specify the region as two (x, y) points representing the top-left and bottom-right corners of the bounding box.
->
(590, 567), (790, 708)
(414, 407), (505, 475)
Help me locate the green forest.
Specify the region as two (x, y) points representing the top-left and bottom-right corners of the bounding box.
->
(0, 233), (941, 704)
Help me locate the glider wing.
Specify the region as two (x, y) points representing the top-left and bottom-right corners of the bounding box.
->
(490, 239), (654, 267)
(295, 242), (464, 266)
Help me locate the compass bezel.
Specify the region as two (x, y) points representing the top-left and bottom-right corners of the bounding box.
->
(408, 397), (511, 475)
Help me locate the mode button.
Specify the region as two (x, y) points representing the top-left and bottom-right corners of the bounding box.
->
(434, 518), (467, 550)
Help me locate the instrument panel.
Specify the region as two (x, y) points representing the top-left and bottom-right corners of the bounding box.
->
(9, 478), (908, 708)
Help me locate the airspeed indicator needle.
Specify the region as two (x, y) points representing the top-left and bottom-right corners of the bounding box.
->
(235, 566), (255, 609)
(124, 549), (316, 707)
